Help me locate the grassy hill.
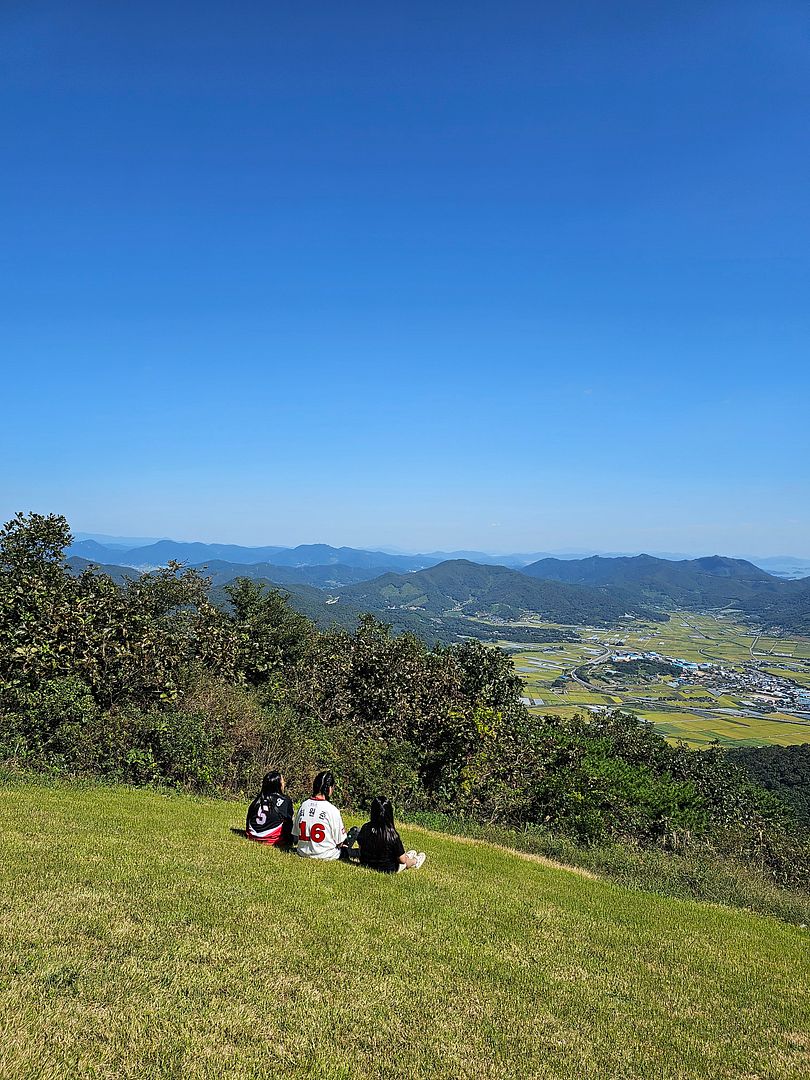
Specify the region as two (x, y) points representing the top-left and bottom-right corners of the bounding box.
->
(1, 781), (807, 1080)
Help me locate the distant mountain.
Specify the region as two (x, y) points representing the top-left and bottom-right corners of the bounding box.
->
(68, 539), (129, 562)
(199, 560), (379, 588)
(522, 554), (809, 633)
(64, 539), (809, 636)
(260, 545), (434, 571)
(65, 539), (438, 573)
(73, 532), (165, 549)
(748, 556), (810, 580)
(66, 556), (141, 586)
(340, 560), (663, 625)
(72, 540), (292, 568)
(523, 554), (771, 600)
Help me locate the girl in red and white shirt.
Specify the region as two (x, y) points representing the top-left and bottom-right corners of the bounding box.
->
(294, 770), (358, 860)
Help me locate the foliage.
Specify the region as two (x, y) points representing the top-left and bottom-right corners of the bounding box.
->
(222, 577), (316, 684)
(727, 743), (810, 826)
(1, 511), (809, 894)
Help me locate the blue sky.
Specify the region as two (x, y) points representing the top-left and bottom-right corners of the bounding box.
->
(1, 1), (808, 555)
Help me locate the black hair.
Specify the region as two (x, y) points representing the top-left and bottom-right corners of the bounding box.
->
(312, 770), (335, 797)
(260, 771), (283, 799)
(368, 796), (399, 848)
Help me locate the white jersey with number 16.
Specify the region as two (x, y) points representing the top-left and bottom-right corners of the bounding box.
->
(294, 797), (347, 860)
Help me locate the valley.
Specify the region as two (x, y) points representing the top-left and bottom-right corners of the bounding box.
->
(498, 612), (810, 748)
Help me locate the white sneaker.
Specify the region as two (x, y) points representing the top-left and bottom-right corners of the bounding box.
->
(412, 852), (427, 870)
(405, 849), (417, 860)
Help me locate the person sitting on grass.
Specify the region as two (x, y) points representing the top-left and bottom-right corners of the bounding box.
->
(357, 797), (426, 874)
(294, 770), (359, 861)
(245, 771), (294, 847)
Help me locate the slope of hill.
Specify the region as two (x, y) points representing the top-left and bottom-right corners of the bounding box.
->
(1, 781), (805, 1080)
(200, 560), (377, 588)
(342, 560), (663, 624)
(523, 554), (809, 632)
(66, 553), (665, 634)
(64, 559), (468, 642)
(66, 555), (140, 586)
(209, 579), (363, 633)
(65, 547), (807, 637)
(523, 553), (771, 592)
(737, 574), (810, 634)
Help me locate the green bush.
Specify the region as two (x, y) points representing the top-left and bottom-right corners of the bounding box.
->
(1, 510), (809, 902)
(332, 735), (423, 811)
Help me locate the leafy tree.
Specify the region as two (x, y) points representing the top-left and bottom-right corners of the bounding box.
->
(223, 578), (315, 685)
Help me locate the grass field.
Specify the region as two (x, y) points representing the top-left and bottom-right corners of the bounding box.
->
(502, 613), (810, 748)
(1, 781), (809, 1079)
(645, 713), (810, 747)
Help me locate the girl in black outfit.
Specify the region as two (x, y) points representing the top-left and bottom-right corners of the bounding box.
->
(357, 797), (426, 874)
(246, 771), (294, 847)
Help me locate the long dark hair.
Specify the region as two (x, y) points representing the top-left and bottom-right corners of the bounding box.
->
(312, 770), (335, 798)
(369, 796), (399, 847)
(260, 771), (283, 799)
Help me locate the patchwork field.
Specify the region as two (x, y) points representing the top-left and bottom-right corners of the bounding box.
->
(1, 781), (808, 1080)
(498, 613), (810, 748)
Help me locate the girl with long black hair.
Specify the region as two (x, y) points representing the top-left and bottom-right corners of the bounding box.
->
(294, 770), (359, 860)
(357, 797), (426, 874)
(245, 771), (294, 847)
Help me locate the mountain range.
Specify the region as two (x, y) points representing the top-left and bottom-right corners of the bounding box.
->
(68, 537), (809, 579)
(65, 541), (810, 639)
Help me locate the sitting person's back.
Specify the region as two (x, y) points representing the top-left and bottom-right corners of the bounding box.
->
(358, 797), (425, 873)
(295, 770), (347, 860)
(246, 771), (293, 846)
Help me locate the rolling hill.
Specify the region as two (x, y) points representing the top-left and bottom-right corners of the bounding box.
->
(66, 540), (441, 573)
(522, 554), (810, 632)
(523, 553), (772, 595)
(66, 556), (140, 586)
(198, 560), (377, 589)
(66, 546), (808, 637)
(341, 559), (664, 625)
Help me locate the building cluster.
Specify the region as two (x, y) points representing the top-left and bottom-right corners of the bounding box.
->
(610, 650), (809, 715)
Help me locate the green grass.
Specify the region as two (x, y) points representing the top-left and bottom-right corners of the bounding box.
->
(1, 781), (808, 1079)
(648, 713), (810, 748)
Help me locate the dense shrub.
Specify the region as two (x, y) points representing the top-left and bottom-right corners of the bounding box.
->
(1, 510), (808, 896)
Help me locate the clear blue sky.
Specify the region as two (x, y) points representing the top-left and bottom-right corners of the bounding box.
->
(1, 1), (808, 555)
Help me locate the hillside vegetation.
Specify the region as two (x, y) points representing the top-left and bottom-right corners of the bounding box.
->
(523, 554), (810, 633)
(1, 780), (807, 1080)
(69, 545), (809, 639)
(340, 559), (664, 625)
(3, 512), (810, 923)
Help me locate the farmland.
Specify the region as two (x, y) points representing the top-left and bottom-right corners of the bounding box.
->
(497, 613), (810, 748)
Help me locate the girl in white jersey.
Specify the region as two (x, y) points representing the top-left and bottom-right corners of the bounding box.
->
(294, 771), (358, 860)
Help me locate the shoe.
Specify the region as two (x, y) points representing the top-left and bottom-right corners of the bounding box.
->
(412, 852), (427, 870)
(405, 849), (417, 860)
